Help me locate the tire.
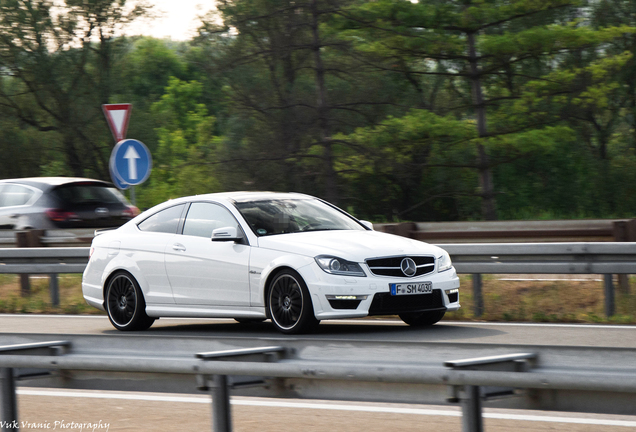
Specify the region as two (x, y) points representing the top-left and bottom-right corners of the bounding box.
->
(399, 310), (446, 327)
(267, 269), (318, 334)
(105, 271), (155, 331)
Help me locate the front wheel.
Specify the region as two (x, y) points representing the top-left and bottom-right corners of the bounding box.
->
(105, 271), (155, 331)
(399, 310), (446, 327)
(267, 270), (318, 334)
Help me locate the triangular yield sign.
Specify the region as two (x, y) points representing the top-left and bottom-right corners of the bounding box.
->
(102, 104), (132, 142)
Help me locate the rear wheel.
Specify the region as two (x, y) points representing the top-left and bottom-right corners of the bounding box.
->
(105, 271), (155, 331)
(267, 270), (318, 334)
(399, 310), (446, 327)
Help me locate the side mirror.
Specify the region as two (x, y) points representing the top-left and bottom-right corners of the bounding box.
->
(360, 220), (374, 231)
(212, 226), (242, 242)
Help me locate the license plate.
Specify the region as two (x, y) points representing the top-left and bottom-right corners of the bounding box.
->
(390, 282), (432, 296)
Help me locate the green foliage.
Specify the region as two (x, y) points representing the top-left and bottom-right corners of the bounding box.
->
(2, 0), (636, 222)
(120, 37), (189, 105)
(135, 77), (220, 209)
(337, 110), (476, 219)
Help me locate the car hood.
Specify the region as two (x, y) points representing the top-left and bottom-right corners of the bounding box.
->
(256, 230), (446, 262)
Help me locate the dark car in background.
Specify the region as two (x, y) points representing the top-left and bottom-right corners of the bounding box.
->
(0, 177), (139, 230)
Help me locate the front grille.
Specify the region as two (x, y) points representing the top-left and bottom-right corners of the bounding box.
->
(368, 290), (444, 315)
(366, 256), (435, 277)
(448, 292), (459, 303)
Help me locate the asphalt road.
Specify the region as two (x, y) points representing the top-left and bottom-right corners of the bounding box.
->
(0, 314), (635, 348)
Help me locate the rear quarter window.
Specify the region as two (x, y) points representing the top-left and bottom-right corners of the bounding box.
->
(137, 204), (185, 234)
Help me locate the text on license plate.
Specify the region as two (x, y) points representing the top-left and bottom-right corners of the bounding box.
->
(390, 282), (432, 296)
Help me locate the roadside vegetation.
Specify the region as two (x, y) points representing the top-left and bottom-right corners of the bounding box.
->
(445, 275), (636, 324)
(2, 0), (636, 222)
(0, 275), (100, 315)
(1, 274), (635, 324)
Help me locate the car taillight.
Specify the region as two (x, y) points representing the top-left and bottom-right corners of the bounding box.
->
(122, 206), (140, 218)
(45, 209), (80, 222)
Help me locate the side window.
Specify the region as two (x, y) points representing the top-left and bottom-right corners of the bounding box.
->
(138, 204), (185, 234)
(0, 185), (34, 207)
(182, 202), (240, 238)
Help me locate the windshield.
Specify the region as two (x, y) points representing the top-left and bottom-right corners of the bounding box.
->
(234, 198), (365, 236)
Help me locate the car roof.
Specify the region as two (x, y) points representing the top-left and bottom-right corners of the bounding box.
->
(129, 191), (319, 225)
(177, 191), (316, 203)
(0, 177), (112, 190)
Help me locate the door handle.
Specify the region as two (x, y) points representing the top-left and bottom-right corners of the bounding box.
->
(172, 243), (186, 252)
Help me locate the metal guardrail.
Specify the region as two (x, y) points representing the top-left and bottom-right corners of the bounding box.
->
(0, 243), (634, 316)
(442, 242), (636, 318)
(0, 248), (89, 274)
(376, 218), (636, 243)
(2, 219), (635, 248)
(2, 243), (635, 274)
(2, 337), (636, 432)
(444, 242), (636, 274)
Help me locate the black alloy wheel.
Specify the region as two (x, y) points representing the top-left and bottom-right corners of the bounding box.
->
(399, 309), (446, 327)
(268, 270), (318, 334)
(105, 271), (155, 331)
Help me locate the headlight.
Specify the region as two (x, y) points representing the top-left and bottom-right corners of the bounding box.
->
(315, 255), (366, 277)
(437, 250), (452, 272)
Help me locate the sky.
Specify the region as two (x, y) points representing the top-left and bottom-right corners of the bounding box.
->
(128, 0), (216, 41)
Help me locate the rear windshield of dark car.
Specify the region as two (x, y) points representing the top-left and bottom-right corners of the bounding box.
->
(51, 183), (128, 206)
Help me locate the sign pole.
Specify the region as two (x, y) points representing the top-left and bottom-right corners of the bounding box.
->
(130, 186), (136, 207)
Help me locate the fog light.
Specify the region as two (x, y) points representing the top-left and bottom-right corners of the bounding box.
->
(326, 295), (368, 300)
(445, 289), (459, 303)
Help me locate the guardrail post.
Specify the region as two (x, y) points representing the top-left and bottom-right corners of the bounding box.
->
(461, 385), (483, 432)
(613, 221), (632, 294)
(212, 374), (232, 432)
(196, 347), (286, 432)
(16, 232), (30, 296)
(472, 274), (484, 318)
(50, 274), (60, 307)
(0, 341), (71, 431)
(445, 353), (537, 432)
(15, 229), (44, 297)
(604, 274), (615, 318)
(0, 368), (18, 432)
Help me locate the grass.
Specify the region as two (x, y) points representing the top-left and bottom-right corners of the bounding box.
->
(0, 274), (103, 315)
(0, 273), (635, 324)
(444, 275), (636, 324)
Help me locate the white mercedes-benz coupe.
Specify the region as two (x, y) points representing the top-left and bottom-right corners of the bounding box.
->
(82, 192), (460, 333)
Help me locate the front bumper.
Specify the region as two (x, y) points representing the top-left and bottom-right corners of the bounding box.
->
(298, 263), (460, 320)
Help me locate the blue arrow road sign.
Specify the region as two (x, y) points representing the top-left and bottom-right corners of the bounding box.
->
(110, 139), (152, 186)
(109, 163), (129, 190)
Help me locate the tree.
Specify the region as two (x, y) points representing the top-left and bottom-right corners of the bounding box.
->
(136, 77), (220, 208)
(198, 0), (411, 203)
(338, 0), (632, 219)
(0, 0), (151, 178)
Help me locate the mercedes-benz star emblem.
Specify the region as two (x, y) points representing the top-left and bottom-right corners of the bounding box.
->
(400, 257), (417, 277)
